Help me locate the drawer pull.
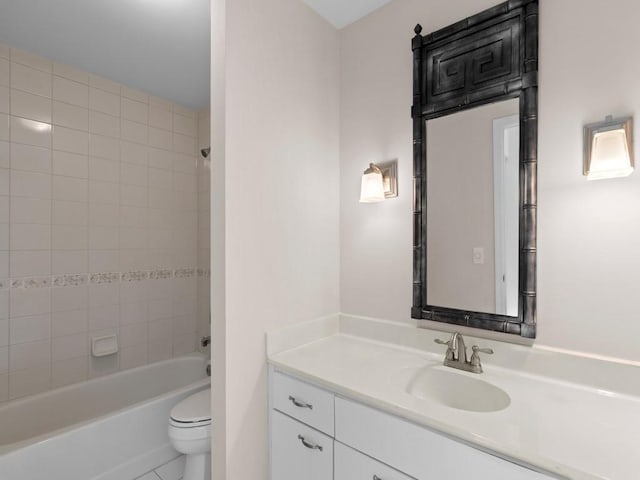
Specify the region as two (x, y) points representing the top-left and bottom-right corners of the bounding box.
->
(289, 395), (313, 409)
(297, 434), (323, 451)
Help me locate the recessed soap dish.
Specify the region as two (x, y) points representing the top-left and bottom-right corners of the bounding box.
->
(92, 334), (118, 357)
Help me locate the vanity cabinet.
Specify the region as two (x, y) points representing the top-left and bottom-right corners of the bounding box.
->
(269, 370), (557, 480)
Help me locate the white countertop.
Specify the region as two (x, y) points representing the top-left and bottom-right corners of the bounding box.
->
(268, 332), (640, 480)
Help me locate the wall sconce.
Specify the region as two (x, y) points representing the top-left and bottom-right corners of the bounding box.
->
(359, 160), (398, 203)
(584, 115), (634, 180)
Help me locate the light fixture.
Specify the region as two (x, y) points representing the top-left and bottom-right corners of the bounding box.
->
(359, 160), (398, 203)
(583, 115), (634, 180)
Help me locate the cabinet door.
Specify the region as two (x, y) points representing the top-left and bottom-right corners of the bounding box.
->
(335, 442), (415, 480)
(271, 410), (333, 480)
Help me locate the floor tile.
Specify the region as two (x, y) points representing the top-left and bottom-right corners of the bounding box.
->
(155, 456), (185, 480)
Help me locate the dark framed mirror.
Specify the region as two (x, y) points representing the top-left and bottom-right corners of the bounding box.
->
(411, 0), (538, 338)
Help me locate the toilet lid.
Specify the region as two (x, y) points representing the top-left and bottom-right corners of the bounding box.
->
(170, 389), (211, 424)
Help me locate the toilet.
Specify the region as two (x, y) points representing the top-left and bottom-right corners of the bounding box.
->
(168, 389), (211, 480)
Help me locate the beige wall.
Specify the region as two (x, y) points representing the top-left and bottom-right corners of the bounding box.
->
(427, 100), (518, 314)
(340, 0), (640, 361)
(0, 44), (209, 402)
(212, 0), (340, 477)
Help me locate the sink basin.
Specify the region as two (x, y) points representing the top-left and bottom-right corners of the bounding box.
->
(406, 367), (510, 412)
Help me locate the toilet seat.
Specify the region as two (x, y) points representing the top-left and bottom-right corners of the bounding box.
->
(170, 389), (211, 428)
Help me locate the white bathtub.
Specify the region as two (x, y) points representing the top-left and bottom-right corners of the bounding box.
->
(0, 353), (210, 480)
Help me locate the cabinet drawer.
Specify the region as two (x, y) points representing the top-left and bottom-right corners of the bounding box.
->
(273, 371), (334, 435)
(335, 442), (416, 480)
(335, 397), (556, 480)
(271, 410), (333, 480)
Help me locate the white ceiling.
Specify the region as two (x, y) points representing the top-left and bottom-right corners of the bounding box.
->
(303, 0), (392, 29)
(0, 0), (210, 110)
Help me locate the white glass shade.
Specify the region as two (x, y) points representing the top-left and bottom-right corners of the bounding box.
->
(359, 169), (385, 203)
(586, 129), (633, 180)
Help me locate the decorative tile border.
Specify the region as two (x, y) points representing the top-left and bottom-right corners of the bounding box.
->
(197, 268), (211, 278)
(9, 267), (202, 289)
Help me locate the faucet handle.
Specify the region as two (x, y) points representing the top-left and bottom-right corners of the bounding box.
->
(434, 337), (455, 360)
(470, 345), (493, 371)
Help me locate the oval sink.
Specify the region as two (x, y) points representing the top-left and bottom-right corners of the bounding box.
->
(406, 367), (510, 412)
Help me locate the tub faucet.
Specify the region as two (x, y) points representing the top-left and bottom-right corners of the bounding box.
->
(201, 336), (211, 348)
(434, 332), (493, 374)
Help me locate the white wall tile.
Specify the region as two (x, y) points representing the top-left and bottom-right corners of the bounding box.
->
(52, 126), (89, 155)
(121, 120), (147, 144)
(0, 168), (8, 195)
(119, 249), (149, 271)
(52, 285), (87, 313)
(149, 188), (173, 210)
(119, 344), (147, 370)
(149, 168), (173, 190)
(149, 127), (173, 151)
(52, 225), (87, 250)
(89, 134), (119, 161)
(11, 143), (51, 174)
(89, 111), (120, 138)
(0, 251), (7, 277)
(120, 323), (147, 348)
(88, 305), (119, 330)
(88, 353), (118, 379)
(121, 98), (148, 124)
(10, 250), (51, 276)
(119, 206), (148, 228)
(172, 333), (195, 356)
(0, 59), (9, 87)
(121, 162), (147, 186)
(173, 154), (197, 174)
(0, 319), (7, 347)
(11, 170), (51, 199)
(89, 88), (120, 116)
(11, 49), (51, 72)
(89, 157), (119, 183)
(89, 226), (119, 250)
(51, 309), (87, 336)
(88, 180), (119, 205)
(120, 301), (147, 325)
(88, 250), (119, 272)
(10, 314), (51, 345)
(0, 346), (6, 372)
(89, 283), (120, 307)
(0, 196), (7, 224)
(149, 106), (172, 131)
(52, 333), (87, 361)
(53, 64), (89, 84)
(0, 141), (8, 168)
(52, 175), (88, 202)
(52, 200), (88, 226)
(10, 224), (51, 250)
(121, 141), (147, 165)
(89, 203), (119, 227)
(88, 75), (120, 94)
(11, 89), (52, 123)
(0, 114), (8, 142)
(51, 250), (87, 274)
(52, 101), (88, 131)
(9, 339), (50, 371)
(173, 113), (197, 137)
(148, 148), (173, 170)
(52, 76), (88, 108)
(52, 356), (88, 388)
(11, 64), (51, 98)
(148, 339), (172, 363)
(52, 150), (88, 178)
(0, 373), (8, 401)
(120, 227), (147, 249)
(121, 86), (148, 103)
(9, 366), (50, 399)
(149, 229), (173, 249)
(11, 117), (51, 148)
(10, 197), (51, 224)
(0, 86), (8, 115)
(0, 223), (8, 250)
(121, 184), (147, 207)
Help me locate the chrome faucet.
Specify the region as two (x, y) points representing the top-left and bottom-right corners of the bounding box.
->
(434, 332), (493, 374)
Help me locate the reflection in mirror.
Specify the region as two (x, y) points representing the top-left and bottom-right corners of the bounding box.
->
(426, 99), (519, 316)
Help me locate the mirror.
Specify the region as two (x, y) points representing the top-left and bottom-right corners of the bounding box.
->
(411, 0), (538, 338)
(427, 99), (519, 316)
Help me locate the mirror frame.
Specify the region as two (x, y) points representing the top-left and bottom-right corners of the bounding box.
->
(411, 0), (539, 338)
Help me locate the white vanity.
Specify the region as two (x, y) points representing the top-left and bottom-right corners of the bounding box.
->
(267, 316), (640, 480)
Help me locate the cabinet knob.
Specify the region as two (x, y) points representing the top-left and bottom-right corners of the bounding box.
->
(297, 434), (323, 451)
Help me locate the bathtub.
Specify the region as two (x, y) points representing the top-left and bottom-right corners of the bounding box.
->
(0, 353), (210, 480)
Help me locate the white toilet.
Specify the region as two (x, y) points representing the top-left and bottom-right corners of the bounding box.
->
(168, 389), (212, 480)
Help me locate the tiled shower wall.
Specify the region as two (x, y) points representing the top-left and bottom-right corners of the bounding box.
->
(0, 44), (210, 402)
(196, 110), (210, 350)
